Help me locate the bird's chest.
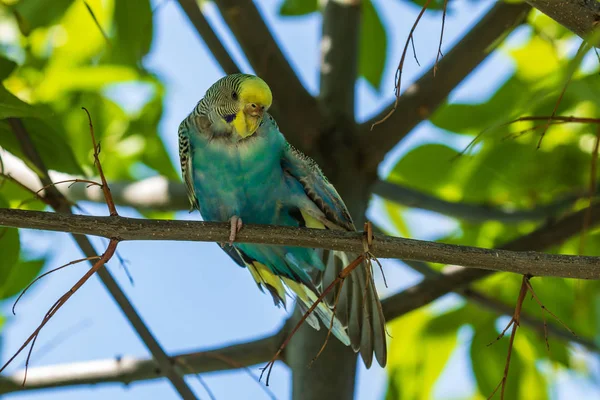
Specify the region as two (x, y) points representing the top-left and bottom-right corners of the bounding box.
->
(191, 136), (286, 223)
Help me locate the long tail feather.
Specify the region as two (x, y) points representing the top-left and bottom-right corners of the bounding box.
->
(321, 250), (387, 367)
(282, 277), (351, 346)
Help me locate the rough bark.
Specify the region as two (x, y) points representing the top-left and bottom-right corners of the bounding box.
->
(526, 0), (600, 44)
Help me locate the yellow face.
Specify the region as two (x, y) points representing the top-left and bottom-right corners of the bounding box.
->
(231, 77), (273, 138)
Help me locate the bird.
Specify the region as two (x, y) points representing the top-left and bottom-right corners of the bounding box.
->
(178, 73), (386, 367)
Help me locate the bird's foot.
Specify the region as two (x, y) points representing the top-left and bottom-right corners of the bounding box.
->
(228, 215), (243, 245)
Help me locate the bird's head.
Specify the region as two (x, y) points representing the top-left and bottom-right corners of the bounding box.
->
(205, 74), (273, 138)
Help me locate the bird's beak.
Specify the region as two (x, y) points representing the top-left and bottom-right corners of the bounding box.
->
(244, 103), (266, 118)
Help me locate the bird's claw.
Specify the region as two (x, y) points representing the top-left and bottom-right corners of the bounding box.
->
(229, 215), (243, 245)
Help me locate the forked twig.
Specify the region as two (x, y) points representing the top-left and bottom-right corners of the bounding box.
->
(12, 256), (101, 315)
(15, 179), (101, 209)
(457, 115), (600, 159)
(82, 107), (117, 216)
(0, 240), (118, 383)
(487, 275), (528, 400)
(0, 109), (122, 384)
(523, 279), (577, 339)
(371, 0), (432, 129)
(487, 276), (577, 399)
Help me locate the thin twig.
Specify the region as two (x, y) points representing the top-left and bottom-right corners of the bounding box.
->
(309, 278), (344, 366)
(0, 240), (118, 381)
(433, 0), (448, 76)
(196, 353), (278, 400)
(16, 179), (101, 209)
(537, 40), (590, 148)
(259, 254), (365, 385)
(487, 275), (528, 400)
(524, 279), (577, 338)
(458, 115), (600, 158)
(81, 108), (117, 216)
(83, 0), (110, 46)
(370, 0), (432, 129)
(12, 256), (101, 315)
(6, 112), (198, 399)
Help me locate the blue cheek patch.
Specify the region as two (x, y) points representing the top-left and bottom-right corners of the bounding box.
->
(223, 114), (236, 123)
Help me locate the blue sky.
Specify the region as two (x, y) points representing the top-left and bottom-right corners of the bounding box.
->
(2, 1), (598, 399)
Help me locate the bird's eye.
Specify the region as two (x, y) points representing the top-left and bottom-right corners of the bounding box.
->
(231, 91), (238, 100)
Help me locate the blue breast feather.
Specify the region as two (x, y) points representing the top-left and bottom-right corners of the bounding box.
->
(189, 121), (325, 283)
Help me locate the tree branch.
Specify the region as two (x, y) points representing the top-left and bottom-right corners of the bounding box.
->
(1, 208), (599, 279)
(175, 0), (240, 74)
(402, 260), (598, 351)
(372, 179), (585, 223)
(6, 119), (197, 399)
(2, 199), (599, 394)
(3, 151), (580, 224)
(319, 0), (360, 119)
(298, 6), (359, 396)
(212, 0), (323, 152)
(383, 198), (600, 322)
(0, 329), (286, 394)
(2, 255), (597, 395)
(525, 0), (600, 44)
(359, 2), (531, 168)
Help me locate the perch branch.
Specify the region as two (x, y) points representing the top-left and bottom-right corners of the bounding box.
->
(0, 208), (599, 280)
(525, 0), (600, 45)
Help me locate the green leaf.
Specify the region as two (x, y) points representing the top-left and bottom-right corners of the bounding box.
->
(387, 307), (465, 399)
(383, 200), (410, 237)
(36, 65), (139, 101)
(0, 56), (17, 81)
(13, 0), (75, 35)
(430, 76), (532, 134)
(390, 144), (461, 193)
(279, 0), (318, 16)
(0, 178), (46, 211)
(0, 118), (84, 176)
(109, 0), (153, 65)
(461, 140), (588, 205)
(0, 85), (50, 119)
(0, 258), (46, 300)
(417, 308), (465, 397)
(359, 0), (387, 90)
(128, 88), (179, 180)
(0, 195), (21, 299)
(511, 36), (562, 82)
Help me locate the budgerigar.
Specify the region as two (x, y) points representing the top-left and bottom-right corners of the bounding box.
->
(178, 73), (387, 367)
